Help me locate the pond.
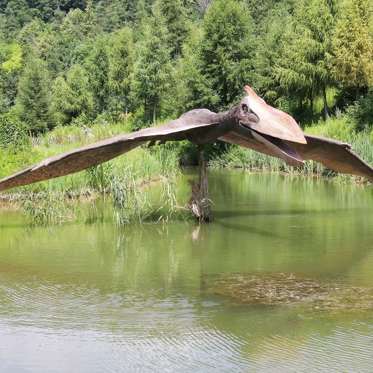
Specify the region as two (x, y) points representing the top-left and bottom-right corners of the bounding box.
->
(1, 171), (373, 372)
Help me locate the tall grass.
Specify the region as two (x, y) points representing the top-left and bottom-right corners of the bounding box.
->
(21, 192), (76, 226)
(0, 119), (188, 225)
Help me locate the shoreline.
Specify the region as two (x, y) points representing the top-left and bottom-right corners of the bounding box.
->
(0, 169), (370, 212)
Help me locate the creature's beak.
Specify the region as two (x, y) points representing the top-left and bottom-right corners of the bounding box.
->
(244, 86), (306, 144)
(242, 86), (307, 166)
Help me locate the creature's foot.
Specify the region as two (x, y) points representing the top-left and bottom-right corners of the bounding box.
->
(189, 180), (212, 223)
(188, 148), (212, 223)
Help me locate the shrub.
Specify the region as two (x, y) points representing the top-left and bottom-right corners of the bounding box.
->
(0, 112), (30, 150)
(346, 89), (373, 131)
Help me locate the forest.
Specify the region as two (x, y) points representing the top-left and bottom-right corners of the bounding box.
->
(0, 0), (372, 188)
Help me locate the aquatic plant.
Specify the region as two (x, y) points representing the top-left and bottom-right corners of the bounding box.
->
(21, 192), (75, 226)
(205, 272), (373, 312)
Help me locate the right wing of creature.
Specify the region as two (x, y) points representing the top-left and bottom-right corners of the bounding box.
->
(220, 86), (373, 181)
(221, 131), (373, 181)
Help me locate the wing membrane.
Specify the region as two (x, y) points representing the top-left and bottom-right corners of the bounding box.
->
(221, 130), (373, 181)
(0, 111), (218, 192)
(289, 134), (373, 180)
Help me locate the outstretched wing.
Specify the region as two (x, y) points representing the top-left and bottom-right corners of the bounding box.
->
(0, 110), (218, 192)
(289, 134), (373, 180)
(220, 130), (373, 181)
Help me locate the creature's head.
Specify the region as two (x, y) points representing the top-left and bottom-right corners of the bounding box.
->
(236, 86), (307, 166)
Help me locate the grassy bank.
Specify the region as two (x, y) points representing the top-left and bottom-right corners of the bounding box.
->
(0, 120), (190, 225)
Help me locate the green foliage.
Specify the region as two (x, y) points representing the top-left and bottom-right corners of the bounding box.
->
(331, 0), (373, 90)
(305, 116), (356, 142)
(85, 36), (110, 115)
(0, 110), (29, 148)
(346, 89), (373, 131)
(200, 0), (255, 109)
(21, 192), (75, 225)
(0, 42), (22, 113)
(156, 0), (188, 58)
(1, 43), (22, 72)
(133, 10), (171, 124)
(51, 64), (93, 125)
(107, 27), (135, 116)
(0, 0), (371, 190)
(16, 56), (53, 133)
(253, 4), (292, 104)
(174, 26), (218, 113)
(274, 0), (335, 118)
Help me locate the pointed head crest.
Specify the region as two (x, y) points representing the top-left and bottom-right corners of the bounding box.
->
(240, 85), (307, 144)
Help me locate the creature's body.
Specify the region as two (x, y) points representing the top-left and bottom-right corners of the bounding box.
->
(0, 86), (372, 221)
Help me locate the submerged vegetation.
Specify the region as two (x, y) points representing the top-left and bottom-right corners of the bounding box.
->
(205, 272), (373, 312)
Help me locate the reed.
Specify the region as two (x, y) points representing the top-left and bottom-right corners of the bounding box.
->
(21, 192), (76, 226)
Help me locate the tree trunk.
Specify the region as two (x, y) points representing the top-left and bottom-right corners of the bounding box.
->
(322, 87), (330, 120)
(309, 92), (314, 115)
(189, 148), (212, 223)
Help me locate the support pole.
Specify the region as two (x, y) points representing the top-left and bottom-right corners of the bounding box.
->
(189, 148), (212, 223)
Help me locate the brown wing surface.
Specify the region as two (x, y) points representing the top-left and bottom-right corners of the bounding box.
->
(288, 134), (373, 180)
(0, 110), (218, 192)
(221, 130), (373, 181)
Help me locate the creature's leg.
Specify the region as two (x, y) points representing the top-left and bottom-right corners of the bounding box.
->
(189, 147), (212, 223)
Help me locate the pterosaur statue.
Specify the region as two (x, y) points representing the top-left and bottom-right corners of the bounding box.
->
(0, 86), (372, 221)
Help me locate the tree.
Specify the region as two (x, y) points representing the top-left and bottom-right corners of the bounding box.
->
(199, 0), (255, 110)
(173, 27), (218, 114)
(0, 42), (22, 113)
(274, 0), (335, 118)
(155, 0), (188, 58)
(94, 0), (138, 32)
(84, 36), (110, 115)
(16, 56), (53, 133)
(253, 4), (293, 105)
(245, 0), (294, 32)
(331, 0), (373, 93)
(51, 64), (93, 125)
(107, 27), (135, 116)
(55, 5), (98, 71)
(133, 13), (171, 124)
(1, 0), (33, 36)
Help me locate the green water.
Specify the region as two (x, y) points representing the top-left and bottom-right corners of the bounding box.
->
(1, 172), (373, 372)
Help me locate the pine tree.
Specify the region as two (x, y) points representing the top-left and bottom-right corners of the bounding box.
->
(16, 56), (52, 133)
(174, 27), (218, 113)
(0, 42), (22, 113)
(107, 27), (135, 116)
(331, 0), (373, 92)
(155, 0), (188, 58)
(253, 4), (293, 105)
(51, 64), (93, 125)
(84, 36), (110, 115)
(200, 0), (255, 110)
(133, 13), (171, 124)
(274, 0), (335, 118)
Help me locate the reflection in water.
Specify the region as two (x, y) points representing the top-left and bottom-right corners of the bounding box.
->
(0, 172), (373, 372)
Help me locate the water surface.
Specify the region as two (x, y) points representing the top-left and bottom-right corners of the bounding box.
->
(1, 172), (373, 372)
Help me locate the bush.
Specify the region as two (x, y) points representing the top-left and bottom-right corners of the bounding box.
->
(304, 116), (355, 142)
(346, 89), (373, 131)
(0, 112), (30, 150)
